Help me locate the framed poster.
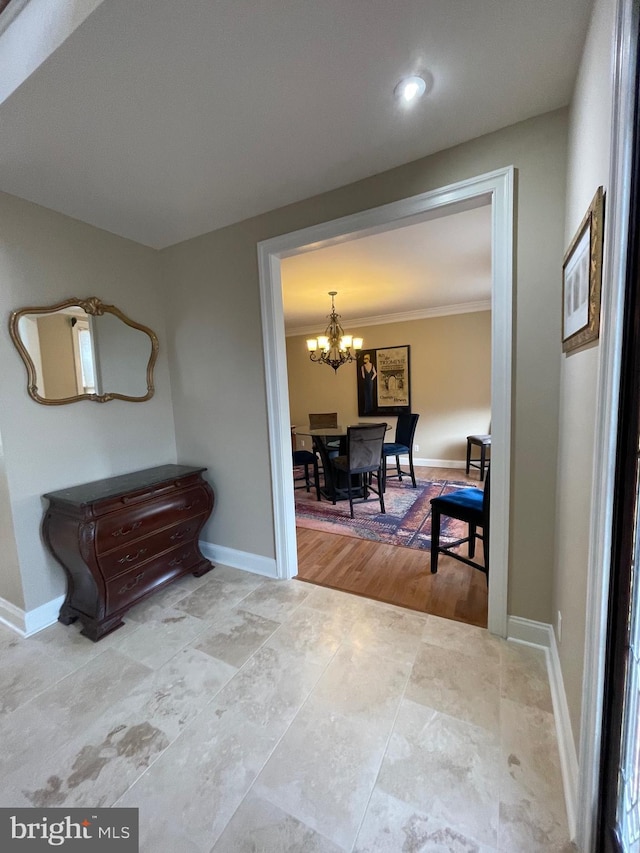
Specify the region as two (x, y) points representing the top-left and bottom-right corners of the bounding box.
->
(357, 345), (411, 416)
(562, 186), (604, 353)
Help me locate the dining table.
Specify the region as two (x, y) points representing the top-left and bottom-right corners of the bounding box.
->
(294, 423), (390, 503)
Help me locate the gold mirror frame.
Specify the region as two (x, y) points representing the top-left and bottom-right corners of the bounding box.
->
(9, 296), (159, 405)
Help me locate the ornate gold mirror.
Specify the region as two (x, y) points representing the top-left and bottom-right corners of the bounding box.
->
(9, 297), (159, 404)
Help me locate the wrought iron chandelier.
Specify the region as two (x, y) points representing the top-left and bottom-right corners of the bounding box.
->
(306, 291), (363, 372)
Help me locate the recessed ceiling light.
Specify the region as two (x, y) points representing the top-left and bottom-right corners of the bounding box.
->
(394, 74), (430, 104)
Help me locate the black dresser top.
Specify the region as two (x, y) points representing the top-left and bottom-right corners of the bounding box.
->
(43, 464), (207, 507)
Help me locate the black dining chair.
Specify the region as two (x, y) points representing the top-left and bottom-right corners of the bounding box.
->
(309, 411), (341, 456)
(291, 426), (317, 492)
(330, 423), (387, 518)
(293, 449), (318, 492)
(382, 413), (419, 490)
(312, 433), (339, 502)
(466, 433), (491, 481)
(308, 412), (338, 430)
(429, 467), (490, 579)
(308, 412), (341, 492)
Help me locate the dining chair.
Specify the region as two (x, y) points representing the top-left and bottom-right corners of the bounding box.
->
(330, 423), (387, 518)
(308, 412), (338, 429)
(466, 433), (491, 481)
(382, 413), (419, 490)
(291, 426), (317, 492)
(308, 411), (341, 477)
(429, 467), (490, 579)
(312, 433), (338, 502)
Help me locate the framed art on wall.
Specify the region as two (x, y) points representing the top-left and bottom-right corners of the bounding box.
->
(357, 345), (411, 416)
(562, 186), (605, 354)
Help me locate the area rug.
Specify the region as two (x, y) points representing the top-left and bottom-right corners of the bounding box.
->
(294, 472), (477, 552)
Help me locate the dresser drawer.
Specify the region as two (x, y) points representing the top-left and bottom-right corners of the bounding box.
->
(95, 485), (209, 554)
(97, 515), (206, 580)
(105, 542), (200, 614)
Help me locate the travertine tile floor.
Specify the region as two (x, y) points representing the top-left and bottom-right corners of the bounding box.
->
(0, 565), (574, 852)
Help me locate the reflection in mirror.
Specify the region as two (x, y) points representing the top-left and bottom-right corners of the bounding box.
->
(9, 297), (159, 404)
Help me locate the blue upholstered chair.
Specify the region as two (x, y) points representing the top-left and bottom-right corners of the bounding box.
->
(429, 467), (490, 579)
(293, 448), (318, 492)
(291, 426), (318, 493)
(382, 413), (419, 490)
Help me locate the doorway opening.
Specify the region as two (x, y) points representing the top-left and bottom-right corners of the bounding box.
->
(258, 167), (514, 636)
(283, 206), (491, 626)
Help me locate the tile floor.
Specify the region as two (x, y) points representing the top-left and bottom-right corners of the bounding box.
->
(0, 565), (574, 852)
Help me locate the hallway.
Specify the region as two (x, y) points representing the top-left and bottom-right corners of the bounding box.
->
(0, 564), (570, 850)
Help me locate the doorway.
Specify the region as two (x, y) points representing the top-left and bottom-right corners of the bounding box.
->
(283, 208), (491, 626)
(258, 167), (514, 637)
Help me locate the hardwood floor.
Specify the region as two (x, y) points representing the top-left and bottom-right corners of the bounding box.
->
(295, 466), (488, 628)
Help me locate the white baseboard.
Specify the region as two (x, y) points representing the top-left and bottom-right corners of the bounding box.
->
(0, 596), (26, 636)
(507, 616), (578, 839)
(0, 544), (276, 640)
(397, 456), (466, 469)
(0, 593), (66, 638)
(507, 614), (552, 648)
(199, 541), (278, 579)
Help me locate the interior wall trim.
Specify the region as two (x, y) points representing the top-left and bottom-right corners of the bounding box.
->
(198, 541), (278, 579)
(506, 614), (551, 647)
(258, 166), (514, 638)
(0, 540), (278, 640)
(0, 595), (25, 635)
(403, 457), (466, 469)
(0, 592), (65, 637)
(286, 299), (492, 337)
(507, 615), (579, 840)
(577, 1), (638, 849)
(0, 0), (29, 37)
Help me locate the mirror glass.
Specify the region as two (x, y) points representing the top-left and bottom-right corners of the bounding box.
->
(10, 298), (158, 404)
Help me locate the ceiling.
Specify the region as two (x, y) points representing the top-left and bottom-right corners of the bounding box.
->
(281, 204), (492, 332)
(0, 0), (592, 249)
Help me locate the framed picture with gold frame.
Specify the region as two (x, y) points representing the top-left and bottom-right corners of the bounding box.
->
(562, 186), (605, 354)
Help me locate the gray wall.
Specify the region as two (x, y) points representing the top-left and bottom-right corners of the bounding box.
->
(160, 107), (568, 624)
(0, 192), (177, 611)
(0, 108), (569, 629)
(553, 0), (615, 749)
(0, 431), (23, 610)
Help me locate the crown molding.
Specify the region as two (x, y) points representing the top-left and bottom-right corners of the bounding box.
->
(286, 300), (491, 338)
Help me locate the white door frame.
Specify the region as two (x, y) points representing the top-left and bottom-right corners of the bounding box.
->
(258, 166), (514, 636)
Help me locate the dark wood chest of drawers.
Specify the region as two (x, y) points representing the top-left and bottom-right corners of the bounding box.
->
(43, 464), (215, 641)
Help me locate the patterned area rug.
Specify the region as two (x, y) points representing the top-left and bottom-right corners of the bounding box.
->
(294, 473), (477, 552)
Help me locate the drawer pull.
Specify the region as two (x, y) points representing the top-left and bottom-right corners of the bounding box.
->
(119, 572), (145, 594)
(178, 499), (200, 512)
(117, 548), (148, 565)
(169, 527), (192, 541)
(168, 551), (190, 568)
(111, 521), (142, 538)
